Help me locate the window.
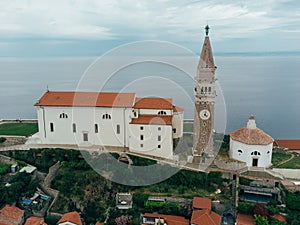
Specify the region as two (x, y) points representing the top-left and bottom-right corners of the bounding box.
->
(238, 149), (243, 154)
(173, 128), (176, 133)
(83, 133), (88, 141)
(140, 126), (144, 130)
(251, 151), (261, 156)
(158, 127), (161, 131)
(208, 87), (211, 93)
(72, 123), (76, 133)
(140, 144), (143, 148)
(102, 113), (111, 119)
(267, 151), (270, 154)
(95, 124), (98, 133)
(158, 110), (167, 115)
(158, 135), (161, 141)
(134, 112), (137, 117)
(140, 135), (144, 141)
(158, 145), (161, 149)
(59, 113), (68, 119)
(117, 124), (120, 134)
(50, 123), (54, 132)
(204, 87), (207, 93)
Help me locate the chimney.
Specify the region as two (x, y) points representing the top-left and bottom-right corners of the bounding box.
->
(247, 116), (256, 129)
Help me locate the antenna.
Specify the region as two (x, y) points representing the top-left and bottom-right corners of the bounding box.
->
(46, 85), (49, 92)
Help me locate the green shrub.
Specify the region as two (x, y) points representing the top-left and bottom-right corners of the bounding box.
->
(238, 202), (255, 214)
(0, 137), (6, 143)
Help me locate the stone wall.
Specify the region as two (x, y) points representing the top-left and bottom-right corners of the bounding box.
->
(214, 158), (247, 171)
(0, 154), (17, 165)
(272, 168), (300, 180)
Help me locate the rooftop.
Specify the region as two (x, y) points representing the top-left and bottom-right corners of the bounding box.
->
(190, 209), (222, 225)
(35, 91), (136, 108)
(274, 140), (300, 150)
(131, 115), (172, 125)
(134, 97), (173, 109)
(236, 213), (254, 225)
(143, 213), (189, 225)
(24, 217), (47, 225)
(192, 197), (212, 210)
(0, 205), (24, 225)
(230, 116), (273, 145)
(57, 211), (82, 225)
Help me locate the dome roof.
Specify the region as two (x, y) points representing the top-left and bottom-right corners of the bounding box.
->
(230, 116), (273, 145)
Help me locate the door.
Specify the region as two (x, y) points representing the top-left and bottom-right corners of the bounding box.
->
(252, 158), (258, 167)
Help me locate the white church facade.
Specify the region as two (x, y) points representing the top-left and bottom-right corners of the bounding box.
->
(229, 116), (274, 168)
(34, 91), (183, 159)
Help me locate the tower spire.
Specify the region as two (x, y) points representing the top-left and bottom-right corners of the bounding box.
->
(205, 25), (210, 36)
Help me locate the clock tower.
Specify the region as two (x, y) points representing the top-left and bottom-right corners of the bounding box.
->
(193, 25), (217, 158)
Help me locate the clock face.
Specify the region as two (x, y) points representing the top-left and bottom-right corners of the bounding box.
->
(199, 109), (210, 120)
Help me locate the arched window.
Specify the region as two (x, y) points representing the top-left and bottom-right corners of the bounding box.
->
(238, 149), (243, 154)
(158, 110), (167, 115)
(102, 113), (111, 119)
(251, 151), (261, 156)
(59, 113), (68, 119)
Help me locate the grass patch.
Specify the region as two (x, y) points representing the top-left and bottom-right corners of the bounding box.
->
(0, 163), (11, 175)
(0, 123), (38, 136)
(183, 123), (193, 132)
(277, 155), (300, 169)
(272, 152), (292, 167)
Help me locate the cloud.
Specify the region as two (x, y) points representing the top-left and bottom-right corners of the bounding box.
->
(0, 0), (299, 50)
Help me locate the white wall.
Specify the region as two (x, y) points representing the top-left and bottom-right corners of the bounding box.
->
(229, 137), (272, 167)
(138, 109), (172, 115)
(36, 106), (132, 147)
(172, 112), (184, 139)
(128, 124), (173, 159)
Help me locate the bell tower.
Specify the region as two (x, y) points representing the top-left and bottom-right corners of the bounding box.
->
(193, 25), (217, 158)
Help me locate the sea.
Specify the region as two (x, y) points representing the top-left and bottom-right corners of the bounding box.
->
(0, 53), (300, 139)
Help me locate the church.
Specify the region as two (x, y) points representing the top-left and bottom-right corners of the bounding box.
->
(34, 91), (184, 159)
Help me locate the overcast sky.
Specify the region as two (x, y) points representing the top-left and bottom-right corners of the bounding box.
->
(1, 0), (300, 56)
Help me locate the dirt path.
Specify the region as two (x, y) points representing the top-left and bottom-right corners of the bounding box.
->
(275, 153), (295, 167)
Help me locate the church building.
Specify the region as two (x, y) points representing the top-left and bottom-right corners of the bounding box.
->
(34, 91), (184, 159)
(229, 116), (274, 168)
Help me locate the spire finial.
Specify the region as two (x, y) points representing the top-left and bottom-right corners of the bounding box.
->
(205, 25), (210, 36)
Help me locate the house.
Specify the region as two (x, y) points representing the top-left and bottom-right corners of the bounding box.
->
(273, 140), (300, 151)
(142, 213), (189, 225)
(190, 197), (221, 225)
(33, 91), (184, 159)
(229, 116), (274, 168)
(24, 217), (47, 225)
(57, 211), (82, 225)
(236, 213), (254, 225)
(192, 197), (212, 210)
(116, 193), (132, 209)
(0, 205), (24, 225)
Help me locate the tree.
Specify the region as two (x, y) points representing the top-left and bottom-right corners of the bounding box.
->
(254, 215), (269, 225)
(238, 202), (254, 214)
(253, 203), (269, 217)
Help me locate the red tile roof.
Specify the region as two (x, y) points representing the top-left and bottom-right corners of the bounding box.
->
(95, 222), (104, 225)
(134, 97), (173, 109)
(131, 115), (173, 125)
(25, 217), (47, 225)
(237, 214), (254, 225)
(143, 213), (189, 225)
(193, 197), (212, 210)
(230, 127), (273, 145)
(0, 205), (24, 225)
(191, 209), (222, 225)
(57, 211), (82, 225)
(272, 214), (287, 223)
(35, 92), (136, 108)
(173, 106), (184, 113)
(274, 140), (300, 150)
